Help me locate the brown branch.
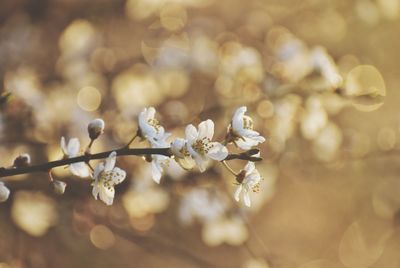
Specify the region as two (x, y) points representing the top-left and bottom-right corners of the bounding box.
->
(0, 147), (262, 178)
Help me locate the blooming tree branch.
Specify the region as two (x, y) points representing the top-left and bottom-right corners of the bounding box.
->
(0, 106), (266, 207)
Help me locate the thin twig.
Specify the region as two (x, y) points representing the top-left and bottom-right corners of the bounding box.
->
(221, 161), (239, 176)
(0, 147), (261, 178)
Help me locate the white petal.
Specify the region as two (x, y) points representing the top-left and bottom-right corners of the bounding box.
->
(0, 183), (10, 202)
(99, 185), (115, 206)
(60, 137), (68, 155)
(246, 171), (261, 187)
(194, 155), (208, 172)
(151, 161), (162, 184)
(67, 138), (80, 156)
(109, 167), (126, 185)
(138, 109), (147, 130)
(234, 185), (243, 202)
(234, 138), (256, 150)
(206, 142), (228, 161)
(93, 162), (105, 180)
(146, 107), (156, 120)
(171, 138), (186, 158)
(244, 162), (255, 174)
(92, 183), (100, 200)
(69, 162), (90, 178)
(232, 106), (246, 131)
(185, 124), (198, 143)
(240, 129), (264, 139)
(104, 151), (117, 172)
(198, 119), (214, 140)
(243, 192), (251, 207)
(177, 156), (195, 170)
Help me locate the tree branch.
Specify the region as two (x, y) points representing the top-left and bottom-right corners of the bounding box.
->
(0, 147), (262, 178)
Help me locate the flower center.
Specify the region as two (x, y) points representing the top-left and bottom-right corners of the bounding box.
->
(148, 118), (161, 132)
(242, 116), (253, 130)
(192, 138), (212, 155)
(100, 170), (124, 190)
(251, 182), (261, 193)
(179, 145), (191, 157)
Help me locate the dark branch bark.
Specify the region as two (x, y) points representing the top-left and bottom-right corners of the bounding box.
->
(0, 147), (262, 178)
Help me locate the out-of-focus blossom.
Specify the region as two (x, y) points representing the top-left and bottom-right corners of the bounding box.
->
(202, 216), (248, 246)
(312, 122), (342, 161)
(234, 162), (262, 207)
(219, 43), (264, 83)
(122, 173), (170, 219)
(310, 47), (343, 89)
(270, 94), (302, 152)
(186, 119), (228, 172)
(88, 118), (105, 140)
(0, 182), (10, 202)
(227, 106), (265, 150)
(11, 191), (58, 237)
(92, 152), (126, 205)
(243, 258), (270, 268)
(178, 188), (228, 225)
(301, 96), (328, 140)
(273, 35), (312, 82)
(60, 137), (90, 178)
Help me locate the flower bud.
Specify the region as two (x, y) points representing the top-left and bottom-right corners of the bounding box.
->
(88, 119), (105, 140)
(13, 153), (31, 168)
(0, 182), (10, 202)
(53, 180), (67, 195)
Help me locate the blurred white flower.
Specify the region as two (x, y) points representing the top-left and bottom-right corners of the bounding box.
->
(310, 47), (343, 88)
(179, 188), (228, 225)
(186, 119), (228, 172)
(11, 191), (58, 237)
(171, 137), (195, 170)
(149, 134), (171, 184)
(92, 151), (126, 205)
(60, 136), (90, 178)
(228, 106), (265, 150)
(0, 182), (10, 202)
(88, 118), (105, 140)
(138, 107), (168, 142)
(202, 216), (248, 246)
(234, 162), (262, 207)
(301, 97), (328, 140)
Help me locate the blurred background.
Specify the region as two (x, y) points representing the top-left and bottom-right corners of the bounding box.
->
(0, 0), (399, 267)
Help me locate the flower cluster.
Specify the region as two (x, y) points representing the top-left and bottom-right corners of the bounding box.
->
(135, 106), (266, 207)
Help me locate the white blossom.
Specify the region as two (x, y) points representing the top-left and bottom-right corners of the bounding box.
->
(88, 118), (105, 140)
(170, 138), (195, 170)
(148, 134), (171, 184)
(0, 182), (10, 202)
(60, 137), (90, 178)
(234, 162), (262, 207)
(92, 151), (126, 205)
(228, 106), (266, 150)
(138, 107), (168, 142)
(185, 119), (228, 172)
